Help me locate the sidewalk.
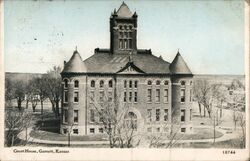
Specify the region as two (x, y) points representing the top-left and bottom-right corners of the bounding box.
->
(18, 126), (241, 146)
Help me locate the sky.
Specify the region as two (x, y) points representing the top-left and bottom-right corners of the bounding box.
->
(4, 0), (246, 75)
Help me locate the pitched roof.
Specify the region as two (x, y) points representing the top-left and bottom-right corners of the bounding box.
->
(62, 50), (87, 73)
(170, 52), (192, 75)
(116, 2), (133, 18)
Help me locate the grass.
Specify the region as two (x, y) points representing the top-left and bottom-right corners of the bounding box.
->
(30, 130), (108, 141)
(179, 128), (223, 140)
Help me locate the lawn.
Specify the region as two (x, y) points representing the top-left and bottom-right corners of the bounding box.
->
(179, 128), (223, 140)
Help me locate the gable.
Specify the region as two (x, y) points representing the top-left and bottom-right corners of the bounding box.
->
(117, 62), (145, 74)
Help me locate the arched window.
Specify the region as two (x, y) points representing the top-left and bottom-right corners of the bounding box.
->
(164, 80), (168, 86)
(109, 80), (113, 88)
(100, 80), (104, 88)
(147, 80), (152, 86)
(181, 81), (185, 86)
(74, 80), (79, 88)
(124, 112), (137, 130)
(64, 79), (69, 88)
(91, 80), (95, 88)
(156, 80), (161, 86)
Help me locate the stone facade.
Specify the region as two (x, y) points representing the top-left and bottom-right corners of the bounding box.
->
(60, 2), (193, 135)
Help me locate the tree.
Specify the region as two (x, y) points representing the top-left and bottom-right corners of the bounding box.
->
(5, 108), (32, 147)
(11, 80), (26, 110)
(90, 91), (141, 148)
(5, 77), (14, 107)
(32, 76), (48, 125)
(237, 112), (245, 148)
(44, 66), (62, 117)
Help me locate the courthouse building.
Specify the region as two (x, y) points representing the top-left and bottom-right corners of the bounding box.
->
(60, 2), (193, 135)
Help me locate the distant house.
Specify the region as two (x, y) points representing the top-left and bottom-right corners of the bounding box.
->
(60, 2), (193, 135)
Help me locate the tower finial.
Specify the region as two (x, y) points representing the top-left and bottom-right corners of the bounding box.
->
(75, 46), (77, 51)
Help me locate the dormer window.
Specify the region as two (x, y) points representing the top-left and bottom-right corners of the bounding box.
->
(91, 80), (95, 88)
(64, 79), (69, 88)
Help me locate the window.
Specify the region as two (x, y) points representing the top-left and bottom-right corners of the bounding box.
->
(74, 80), (79, 88)
(124, 91), (127, 102)
(90, 109), (95, 122)
(147, 109), (152, 122)
(147, 89), (152, 102)
(190, 81), (193, 86)
(147, 80), (152, 85)
(147, 127), (152, 132)
(134, 91), (137, 103)
(156, 109), (160, 121)
(190, 89), (192, 102)
(64, 79), (69, 88)
(129, 91), (132, 102)
(99, 109), (104, 122)
(99, 128), (104, 133)
(156, 127), (160, 132)
(74, 91), (79, 103)
(181, 128), (186, 133)
(90, 91), (95, 102)
(108, 80), (113, 88)
(99, 91), (104, 102)
(90, 128), (95, 133)
(124, 112), (137, 130)
(128, 39), (132, 49)
(63, 129), (67, 134)
(156, 89), (160, 102)
(73, 129), (78, 134)
(64, 109), (68, 123)
(129, 80), (132, 88)
(181, 89), (185, 102)
(181, 110), (185, 122)
(164, 109), (168, 121)
(64, 91), (68, 103)
(164, 80), (168, 86)
(124, 80), (127, 88)
(100, 80), (104, 88)
(181, 81), (185, 86)
(74, 110), (78, 123)
(108, 91), (112, 102)
(156, 80), (161, 85)
(190, 109), (192, 121)
(91, 80), (95, 88)
(119, 39), (123, 49)
(124, 39), (128, 49)
(134, 81), (138, 88)
(164, 89), (168, 103)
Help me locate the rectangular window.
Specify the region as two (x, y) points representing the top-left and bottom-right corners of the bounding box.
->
(73, 129), (78, 134)
(128, 39), (132, 49)
(63, 129), (67, 134)
(156, 89), (160, 102)
(147, 89), (152, 102)
(181, 128), (186, 133)
(64, 109), (68, 123)
(134, 91), (137, 103)
(90, 128), (95, 134)
(99, 128), (103, 133)
(64, 91), (68, 103)
(99, 109), (104, 122)
(119, 39), (122, 49)
(99, 91), (104, 102)
(90, 109), (95, 122)
(190, 109), (192, 121)
(147, 109), (152, 122)
(90, 91), (95, 102)
(156, 127), (160, 132)
(124, 91), (127, 102)
(74, 91), (79, 103)
(164, 109), (168, 121)
(147, 127), (152, 132)
(181, 89), (185, 102)
(156, 109), (160, 121)
(134, 81), (138, 88)
(74, 110), (78, 123)
(129, 91), (132, 102)
(108, 91), (112, 102)
(181, 110), (185, 122)
(124, 80), (127, 88)
(190, 89), (192, 102)
(164, 89), (168, 103)
(129, 80), (132, 88)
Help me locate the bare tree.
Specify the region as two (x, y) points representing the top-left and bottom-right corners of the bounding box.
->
(44, 66), (62, 117)
(12, 80), (26, 110)
(90, 91), (140, 148)
(5, 77), (14, 107)
(237, 112), (245, 148)
(5, 108), (32, 147)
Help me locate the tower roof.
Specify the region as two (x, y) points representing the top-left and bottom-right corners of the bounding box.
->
(116, 2), (133, 18)
(170, 51), (192, 75)
(62, 49), (87, 73)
